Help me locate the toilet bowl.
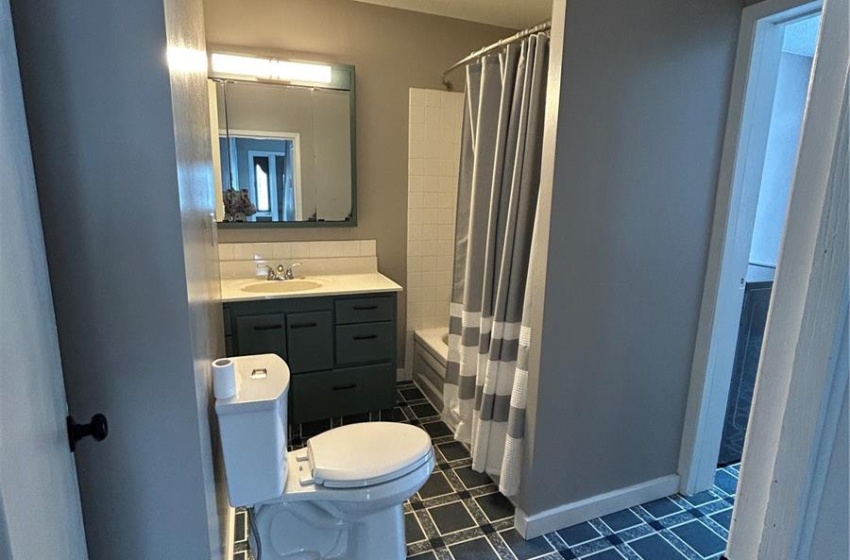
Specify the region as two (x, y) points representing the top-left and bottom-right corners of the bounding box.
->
(215, 354), (434, 560)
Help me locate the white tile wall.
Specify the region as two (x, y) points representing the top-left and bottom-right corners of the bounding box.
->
(218, 240), (378, 279)
(406, 88), (463, 373)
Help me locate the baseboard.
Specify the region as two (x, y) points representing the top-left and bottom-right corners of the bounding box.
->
(515, 474), (681, 539)
(224, 507), (235, 560)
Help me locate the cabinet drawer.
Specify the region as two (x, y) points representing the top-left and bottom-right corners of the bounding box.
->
(235, 313), (287, 359)
(290, 363), (395, 423)
(335, 296), (394, 325)
(336, 322), (394, 365)
(286, 311), (333, 374)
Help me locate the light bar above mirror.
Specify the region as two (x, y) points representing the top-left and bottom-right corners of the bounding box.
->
(210, 53), (333, 85)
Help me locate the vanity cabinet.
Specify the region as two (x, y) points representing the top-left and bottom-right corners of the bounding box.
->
(223, 293), (397, 424)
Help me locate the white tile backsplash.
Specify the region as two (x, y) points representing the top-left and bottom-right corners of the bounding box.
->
(359, 239), (376, 257)
(217, 243), (234, 262)
(410, 103), (425, 122)
(253, 243), (275, 261)
(217, 240), (378, 279)
(233, 243), (255, 261)
(410, 88), (426, 108)
(426, 89), (443, 108)
(406, 87), (463, 374)
(342, 240), (361, 257)
(291, 242), (311, 259)
(309, 241), (329, 258)
(273, 243), (292, 260)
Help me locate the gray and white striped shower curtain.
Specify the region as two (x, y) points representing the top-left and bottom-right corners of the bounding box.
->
(442, 34), (548, 497)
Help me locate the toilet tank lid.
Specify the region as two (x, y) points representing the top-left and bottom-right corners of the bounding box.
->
(215, 354), (290, 414)
(307, 423), (432, 486)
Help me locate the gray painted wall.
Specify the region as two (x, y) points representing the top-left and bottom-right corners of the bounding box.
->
(204, 0), (514, 363)
(750, 52), (812, 268)
(11, 0), (225, 557)
(163, 0), (229, 555)
(521, 0), (741, 515)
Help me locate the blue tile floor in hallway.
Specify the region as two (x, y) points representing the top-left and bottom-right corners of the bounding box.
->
(232, 381), (739, 560)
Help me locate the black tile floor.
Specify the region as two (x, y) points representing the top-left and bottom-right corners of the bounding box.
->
(233, 381), (739, 560)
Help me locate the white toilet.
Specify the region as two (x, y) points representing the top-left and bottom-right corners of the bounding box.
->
(215, 354), (435, 560)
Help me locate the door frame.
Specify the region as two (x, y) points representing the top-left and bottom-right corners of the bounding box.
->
(247, 149), (284, 219)
(229, 128), (303, 221)
(727, 0), (848, 553)
(677, 0), (822, 495)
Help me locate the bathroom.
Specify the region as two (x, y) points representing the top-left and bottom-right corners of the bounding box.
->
(2, 0), (847, 560)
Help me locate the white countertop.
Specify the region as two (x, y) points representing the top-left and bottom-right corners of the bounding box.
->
(221, 273), (403, 303)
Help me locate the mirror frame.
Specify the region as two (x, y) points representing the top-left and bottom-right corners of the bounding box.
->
(210, 54), (357, 229)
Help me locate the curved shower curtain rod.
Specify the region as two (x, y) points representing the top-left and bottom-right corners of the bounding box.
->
(441, 20), (552, 91)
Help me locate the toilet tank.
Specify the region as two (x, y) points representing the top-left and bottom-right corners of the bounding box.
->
(215, 354), (290, 507)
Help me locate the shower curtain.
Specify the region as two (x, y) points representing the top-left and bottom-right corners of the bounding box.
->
(443, 33), (548, 497)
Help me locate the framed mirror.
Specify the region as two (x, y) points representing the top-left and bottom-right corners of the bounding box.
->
(210, 55), (356, 227)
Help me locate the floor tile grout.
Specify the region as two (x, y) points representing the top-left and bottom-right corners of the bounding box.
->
(234, 380), (739, 560)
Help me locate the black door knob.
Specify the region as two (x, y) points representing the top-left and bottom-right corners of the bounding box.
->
(67, 413), (108, 452)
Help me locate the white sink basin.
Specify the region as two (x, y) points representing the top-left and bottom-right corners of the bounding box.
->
(241, 280), (323, 294)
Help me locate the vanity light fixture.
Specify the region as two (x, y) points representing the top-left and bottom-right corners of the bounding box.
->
(210, 53), (333, 84)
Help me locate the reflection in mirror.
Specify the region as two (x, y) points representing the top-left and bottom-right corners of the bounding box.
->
(211, 63), (356, 227)
(219, 130), (301, 221)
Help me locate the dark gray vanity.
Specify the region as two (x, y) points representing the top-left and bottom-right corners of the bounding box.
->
(223, 292), (397, 424)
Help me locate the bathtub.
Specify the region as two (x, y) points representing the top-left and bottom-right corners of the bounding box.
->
(412, 328), (448, 411)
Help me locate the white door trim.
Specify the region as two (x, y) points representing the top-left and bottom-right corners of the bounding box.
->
(677, 0), (822, 495)
(228, 129), (303, 221)
(515, 475), (681, 539)
(247, 149), (283, 219)
(727, 0), (849, 552)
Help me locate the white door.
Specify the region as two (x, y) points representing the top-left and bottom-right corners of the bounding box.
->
(0, 1), (89, 557)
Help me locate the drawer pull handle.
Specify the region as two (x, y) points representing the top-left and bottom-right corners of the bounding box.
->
(353, 334), (378, 341)
(332, 383), (357, 391)
(290, 322), (318, 329)
(254, 324), (283, 331)
(353, 305), (378, 310)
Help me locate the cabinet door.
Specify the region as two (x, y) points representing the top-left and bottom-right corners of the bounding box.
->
(223, 306), (232, 336)
(719, 282), (772, 465)
(286, 311), (333, 374)
(235, 313), (287, 359)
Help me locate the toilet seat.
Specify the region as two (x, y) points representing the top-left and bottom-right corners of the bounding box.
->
(296, 422), (433, 489)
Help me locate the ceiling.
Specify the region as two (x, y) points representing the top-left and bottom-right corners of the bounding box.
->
(345, 0), (552, 29)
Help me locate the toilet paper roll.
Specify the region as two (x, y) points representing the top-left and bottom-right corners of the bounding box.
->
(212, 358), (237, 399)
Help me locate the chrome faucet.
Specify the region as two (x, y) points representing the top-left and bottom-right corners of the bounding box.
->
(281, 262), (302, 280)
(257, 263), (283, 281)
(257, 262), (302, 281)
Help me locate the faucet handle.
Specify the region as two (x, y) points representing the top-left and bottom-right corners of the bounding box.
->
(284, 262), (303, 279)
(257, 263), (276, 280)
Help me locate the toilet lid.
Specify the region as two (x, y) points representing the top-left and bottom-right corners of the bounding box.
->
(307, 423), (433, 489)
